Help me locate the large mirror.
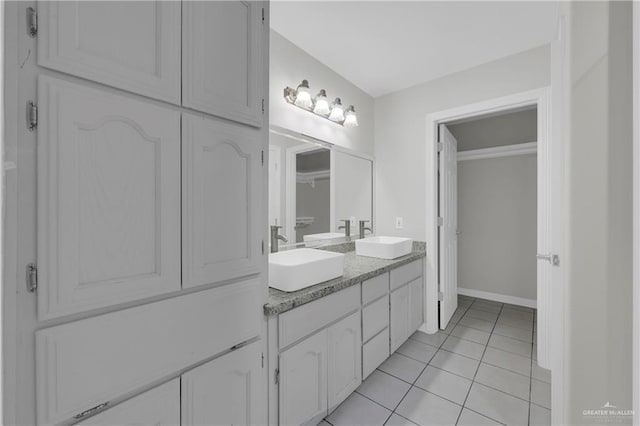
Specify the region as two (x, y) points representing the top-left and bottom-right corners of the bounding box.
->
(268, 127), (373, 247)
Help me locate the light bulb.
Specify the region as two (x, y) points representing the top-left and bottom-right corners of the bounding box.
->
(328, 98), (345, 122)
(344, 106), (358, 127)
(313, 89), (330, 115)
(294, 80), (312, 109)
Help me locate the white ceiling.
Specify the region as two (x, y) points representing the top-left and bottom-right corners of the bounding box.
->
(271, 1), (559, 97)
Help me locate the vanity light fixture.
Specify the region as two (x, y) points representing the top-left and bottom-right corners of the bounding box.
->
(283, 80), (358, 127)
(343, 106), (358, 127)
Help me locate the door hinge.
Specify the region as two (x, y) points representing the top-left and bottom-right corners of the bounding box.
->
(438, 291), (444, 301)
(437, 142), (443, 152)
(262, 240), (265, 255)
(437, 217), (444, 226)
(261, 7), (265, 23)
(262, 98), (265, 114)
(26, 262), (37, 293)
(26, 101), (37, 131)
(27, 7), (37, 38)
(274, 368), (280, 385)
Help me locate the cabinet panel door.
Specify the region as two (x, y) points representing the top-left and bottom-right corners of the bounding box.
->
(38, 1), (181, 103)
(77, 379), (179, 426)
(37, 76), (180, 320)
(390, 285), (411, 353)
(182, 341), (264, 426)
(328, 311), (362, 412)
(182, 114), (262, 288)
(182, 1), (264, 126)
(409, 278), (424, 333)
(279, 330), (328, 426)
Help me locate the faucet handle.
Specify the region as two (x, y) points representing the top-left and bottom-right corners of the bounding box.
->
(271, 225), (282, 230)
(359, 220), (370, 224)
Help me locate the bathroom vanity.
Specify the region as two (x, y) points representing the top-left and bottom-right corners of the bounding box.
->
(264, 242), (426, 426)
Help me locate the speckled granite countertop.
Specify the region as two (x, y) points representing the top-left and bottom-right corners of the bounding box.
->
(264, 241), (426, 316)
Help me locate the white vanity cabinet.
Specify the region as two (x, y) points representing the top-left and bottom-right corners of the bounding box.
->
(361, 274), (391, 379)
(182, 1), (265, 127)
(390, 261), (424, 353)
(182, 341), (264, 426)
(76, 379), (180, 426)
(328, 311), (362, 412)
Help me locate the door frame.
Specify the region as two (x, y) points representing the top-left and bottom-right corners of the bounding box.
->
(633, 0), (639, 423)
(422, 85), (562, 406)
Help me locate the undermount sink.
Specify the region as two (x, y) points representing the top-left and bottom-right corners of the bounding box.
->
(303, 232), (345, 242)
(269, 248), (345, 292)
(355, 236), (413, 260)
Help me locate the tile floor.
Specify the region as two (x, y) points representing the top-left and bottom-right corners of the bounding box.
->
(321, 295), (552, 426)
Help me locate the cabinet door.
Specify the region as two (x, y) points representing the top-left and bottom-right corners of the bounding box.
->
(409, 278), (424, 333)
(37, 76), (180, 320)
(182, 1), (264, 126)
(279, 330), (328, 426)
(182, 341), (264, 426)
(38, 1), (181, 103)
(77, 379), (179, 426)
(390, 285), (411, 353)
(182, 114), (262, 288)
(328, 311), (362, 412)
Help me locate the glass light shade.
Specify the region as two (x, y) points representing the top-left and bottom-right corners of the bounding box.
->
(294, 80), (312, 108)
(328, 98), (345, 122)
(313, 90), (330, 115)
(344, 106), (358, 127)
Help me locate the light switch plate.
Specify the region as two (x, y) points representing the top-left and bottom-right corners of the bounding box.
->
(395, 217), (404, 229)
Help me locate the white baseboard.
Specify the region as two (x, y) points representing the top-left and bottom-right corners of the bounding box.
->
(458, 287), (537, 309)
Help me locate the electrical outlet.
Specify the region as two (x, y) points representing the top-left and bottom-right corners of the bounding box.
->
(395, 217), (404, 229)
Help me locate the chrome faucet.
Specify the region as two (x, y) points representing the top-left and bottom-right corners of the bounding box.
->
(270, 225), (288, 253)
(359, 220), (372, 239)
(338, 219), (351, 238)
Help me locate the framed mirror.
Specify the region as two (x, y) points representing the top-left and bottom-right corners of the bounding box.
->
(268, 126), (374, 248)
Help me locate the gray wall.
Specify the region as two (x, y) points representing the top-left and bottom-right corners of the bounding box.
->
(457, 154), (537, 301)
(374, 44), (550, 240)
(566, 2), (633, 423)
(448, 108), (537, 151)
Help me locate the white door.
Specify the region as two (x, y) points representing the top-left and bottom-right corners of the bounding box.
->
(38, 1), (181, 103)
(182, 113), (262, 288)
(390, 285), (410, 353)
(181, 341), (264, 426)
(279, 330), (328, 426)
(37, 76), (181, 320)
(182, 1), (264, 127)
(438, 124), (459, 329)
(327, 311), (362, 412)
(269, 146), (282, 227)
(77, 379), (180, 426)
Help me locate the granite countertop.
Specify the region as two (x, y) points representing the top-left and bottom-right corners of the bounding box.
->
(264, 241), (426, 316)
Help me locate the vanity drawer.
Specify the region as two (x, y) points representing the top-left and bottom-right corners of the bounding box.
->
(361, 273), (389, 305)
(363, 328), (390, 379)
(390, 260), (422, 291)
(362, 295), (389, 342)
(279, 285), (360, 349)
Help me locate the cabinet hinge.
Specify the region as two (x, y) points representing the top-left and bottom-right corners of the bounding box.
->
(261, 352), (264, 368)
(26, 262), (37, 293)
(73, 402), (109, 420)
(262, 240), (265, 255)
(261, 150), (264, 166)
(436, 142), (443, 153)
(274, 368), (280, 385)
(261, 7), (265, 23)
(27, 7), (37, 38)
(437, 217), (444, 227)
(262, 98), (265, 114)
(26, 101), (37, 131)
(438, 291), (444, 301)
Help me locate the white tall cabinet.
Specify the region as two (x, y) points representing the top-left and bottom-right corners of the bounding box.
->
(6, 1), (269, 424)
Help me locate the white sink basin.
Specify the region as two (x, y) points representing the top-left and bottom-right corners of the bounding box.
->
(269, 248), (345, 292)
(356, 236), (413, 260)
(303, 232), (345, 242)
